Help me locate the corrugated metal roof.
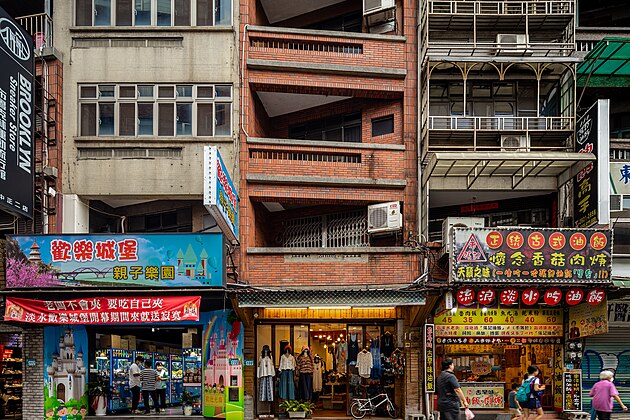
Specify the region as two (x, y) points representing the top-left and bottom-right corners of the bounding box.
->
(236, 289), (426, 308)
(577, 37), (630, 87)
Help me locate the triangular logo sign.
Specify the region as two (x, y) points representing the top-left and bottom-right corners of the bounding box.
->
(457, 233), (487, 263)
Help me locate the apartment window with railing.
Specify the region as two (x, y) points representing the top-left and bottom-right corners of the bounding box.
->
(288, 113), (362, 143)
(611, 149), (630, 160)
(78, 84), (232, 137)
(281, 210), (369, 248)
(75, 0), (232, 26)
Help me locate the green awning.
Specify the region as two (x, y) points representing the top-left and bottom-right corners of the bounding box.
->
(577, 37), (630, 88)
(613, 278), (630, 288)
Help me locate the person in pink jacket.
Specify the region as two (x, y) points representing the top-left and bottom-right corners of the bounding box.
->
(590, 370), (628, 420)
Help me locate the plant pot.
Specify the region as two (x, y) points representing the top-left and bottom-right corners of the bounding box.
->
(288, 412), (306, 418)
(184, 405), (193, 416)
(93, 395), (107, 416)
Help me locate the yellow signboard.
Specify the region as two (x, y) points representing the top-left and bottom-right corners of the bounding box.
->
(435, 308), (563, 325)
(568, 300), (608, 338)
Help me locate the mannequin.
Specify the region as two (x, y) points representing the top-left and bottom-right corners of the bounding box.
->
(258, 345), (275, 402)
(313, 354), (324, 393)
(279, 345), (296, 400)
(296, 346), (314, 401)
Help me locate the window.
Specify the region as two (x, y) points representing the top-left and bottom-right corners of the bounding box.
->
(76, 0), (231, 26)
(611, 149), (630, 160)
(372, 115), (394, 137)
(79, 84), (232, 137)
(289, 113), (362, 143)
(611, 195), (630, 212)
(127, 208), (193, 232)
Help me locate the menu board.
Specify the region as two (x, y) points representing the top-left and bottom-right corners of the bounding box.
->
(425, 324), (435, 393)
(460, 382), (505, 409)
(563, 370), (582, 411)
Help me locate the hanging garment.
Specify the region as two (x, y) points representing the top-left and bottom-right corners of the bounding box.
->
(313, 360), (323, 392)
(298, 373), (313, 401)
(390, 351), (406, 376)
(278, 369), (295, 400)
(337, 341), (348, 373)
(260, 376), (274, 401)
(370, 337), (382, 379)
(381, 334), (395, 358)
(356, 351), (373, 378)
(347, 334), (359, 365)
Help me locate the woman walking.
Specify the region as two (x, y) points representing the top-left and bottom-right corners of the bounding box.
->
(522, 365), (545, 420)
(590, 370), (627, 420)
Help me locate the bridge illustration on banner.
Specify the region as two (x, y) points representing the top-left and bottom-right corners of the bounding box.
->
(56, 267), (113, 281)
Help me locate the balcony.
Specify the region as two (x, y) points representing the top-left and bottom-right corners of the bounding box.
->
(16, 13), (53, 49)
(247, 26), (407, 87)
(421, 0), (575, 59)
(428, 115), (574, 133)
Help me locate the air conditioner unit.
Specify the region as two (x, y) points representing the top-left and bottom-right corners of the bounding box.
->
(364, 0), (395, 15)
(496, 34), (532, 55)
(611, 195), (622, 212)
(441, 217), (485, 255)
(368, 201), (402, 234)
(501, 135), (530, 152)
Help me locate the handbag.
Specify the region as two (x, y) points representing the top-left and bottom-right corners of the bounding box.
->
(465, 408), (475, 420)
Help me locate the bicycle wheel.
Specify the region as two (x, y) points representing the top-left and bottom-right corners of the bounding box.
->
(386, 402), (398, 419)
(351, 402), (367, 419)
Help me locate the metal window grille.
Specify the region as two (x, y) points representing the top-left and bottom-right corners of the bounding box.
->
(73, 38), (183, 48)
(250, 38), (363, 54)
(249, 149), (361, 164)
(78, 148), (182, 159)
(281, 210), (369, 248)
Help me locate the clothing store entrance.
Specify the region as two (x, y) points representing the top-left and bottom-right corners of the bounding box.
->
(256, 321), (400, 418)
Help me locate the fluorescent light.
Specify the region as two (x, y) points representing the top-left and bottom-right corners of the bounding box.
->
(309, 306), (351, 310)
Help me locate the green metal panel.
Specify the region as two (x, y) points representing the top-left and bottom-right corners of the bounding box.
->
(578, 38), (630, 88)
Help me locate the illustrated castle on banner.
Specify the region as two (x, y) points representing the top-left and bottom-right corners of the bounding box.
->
(46, 329), (86, 403)
(204, 327), (242, 388)
(177, 244), (213, 284)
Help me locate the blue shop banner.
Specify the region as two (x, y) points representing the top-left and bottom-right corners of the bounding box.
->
(6, 234), (225, 288)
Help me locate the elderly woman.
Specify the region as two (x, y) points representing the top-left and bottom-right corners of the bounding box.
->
(590, 370), (628, 420)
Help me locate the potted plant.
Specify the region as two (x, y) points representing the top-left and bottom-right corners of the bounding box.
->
(87, 375), (111, 416)
(280, 400), (315, 418)
(182, 390), (198, 416)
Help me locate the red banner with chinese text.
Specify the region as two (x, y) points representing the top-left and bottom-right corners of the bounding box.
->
(4, 296), (201, 324)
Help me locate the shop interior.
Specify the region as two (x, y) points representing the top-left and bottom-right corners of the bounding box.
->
(256, 322), (403, 417)
(0, 333), (23, 418)
(88, 326), (203, 415)
(436, 342), (561, 410)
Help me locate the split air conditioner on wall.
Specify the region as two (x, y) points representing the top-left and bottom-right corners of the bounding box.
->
(501, 135), (530, 152)
(441, 217), (485, 256)
(367, 201), (402, 234)
(364, 0), (395, 15)
(496, 34), (532, 55)
(363, 0), (395, 28)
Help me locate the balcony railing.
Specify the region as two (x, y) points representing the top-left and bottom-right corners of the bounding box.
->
(281, 210), (370, 248)
(425, 41), (574, 57)
(429, 116), (574, 131)
(16, 13), (53, 49)
(426, 0), (574, 16)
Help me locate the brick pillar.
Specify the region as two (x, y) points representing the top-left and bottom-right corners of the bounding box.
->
(243, 322), (256, 419)
(404, 320), (423, 416)
(23, 327), (45, 419)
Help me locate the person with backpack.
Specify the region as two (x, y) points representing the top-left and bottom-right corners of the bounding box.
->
(516, 365), (545, 420)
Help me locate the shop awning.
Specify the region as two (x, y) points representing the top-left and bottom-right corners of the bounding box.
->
(422, 151), (595, 190)
(613, 278), (630, 288)
(577, 37), (630, 88)
(236, 288), (426, 308)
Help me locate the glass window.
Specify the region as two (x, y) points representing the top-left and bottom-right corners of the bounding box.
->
(176, 103), (192, 135)
(116, 0), (133, 25)
(158, 86), (175, 98)
(80, 104), (97, 136)
(119, 103), (136, 135)
(76, 0), (93, 25)
(256, 325), (273, 365)
(215, 0), (231, 25)
(196, 0), (213, 26)
(215, 85), (231, 98)
(215, 103), (231, 136)
(176, 85), (193, 98)
(95, 0), (112, 25)
(624, 196), (630, 210)
(99, 85), (115, 98)
(276, 325), (291, 364)
(99, 103), (115, 135)
(175, 0), (191, 26)
(197, 86), (214, 98)
(372, 115), (394, 137)
(135, 0), (152, 25)
(197, 104), (213, 136)
(157, 0), (172, 26)
(294, 325), (309, 354)
(138, 85), (154, 97)
(80, 86), (97, 99)
(138, 103), (154, 135)
(119, 86), (136, 98)
(158, 103), (174, 136)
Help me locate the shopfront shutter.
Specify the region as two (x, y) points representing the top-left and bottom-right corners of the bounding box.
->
(582, 327), (630, 412)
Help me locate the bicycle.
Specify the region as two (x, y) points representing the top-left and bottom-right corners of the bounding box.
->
(350, 392), (397, 419)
